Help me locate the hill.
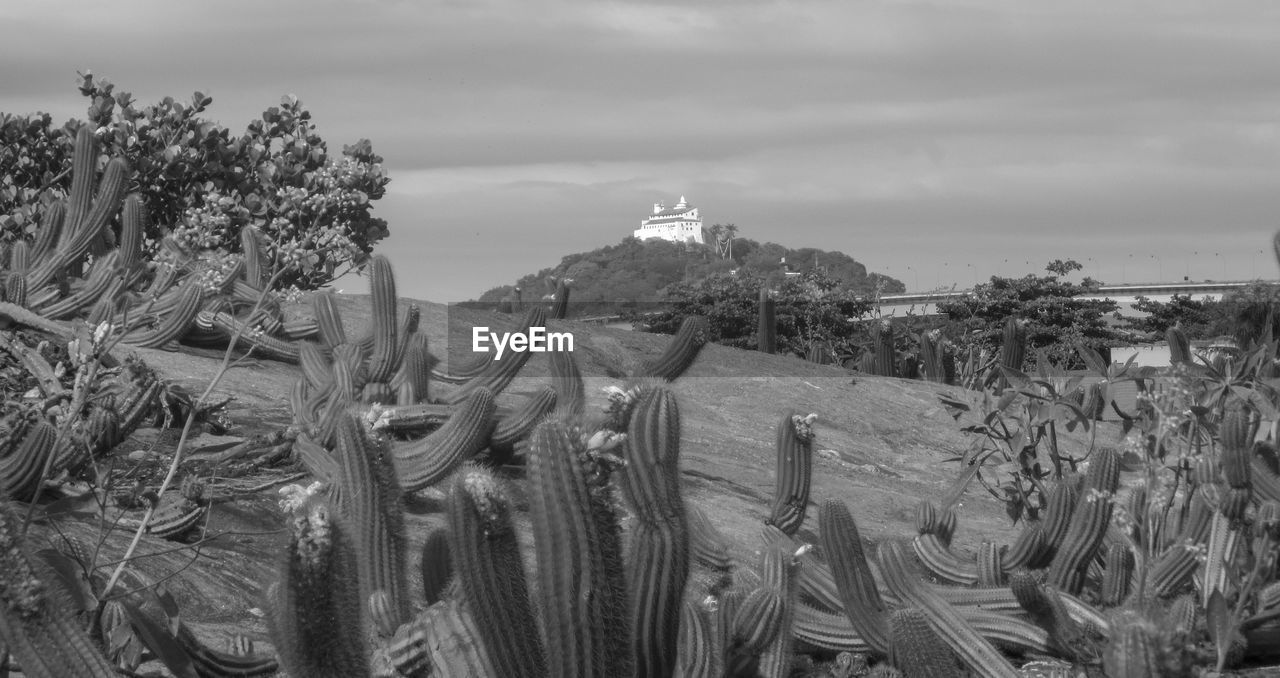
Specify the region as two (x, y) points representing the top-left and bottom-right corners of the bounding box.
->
(473, 235), (905, 314)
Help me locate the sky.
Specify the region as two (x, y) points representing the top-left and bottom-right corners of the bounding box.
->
(3, 0), (1278, 302)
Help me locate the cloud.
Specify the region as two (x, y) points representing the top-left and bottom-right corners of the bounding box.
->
(3, 0), (1278, 300)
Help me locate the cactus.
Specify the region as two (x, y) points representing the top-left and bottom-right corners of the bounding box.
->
(419, 526), (453, 606)
(267, 499), (370, 678)
(758, 286), (777, 354)
(675, 600), (715, 678)
(118, 193), (146, 272)
(526, 418), (632, 678)
(766, 412), (817, 535)
(621, 386), (690, 678)
(366, 255), (400, 384)
(313, 291), (348, 348)
(1102, 610), (1161, 678)
(333, 412), (408, 628)
(29, 201), (64, 264)
(993, 317), (1026, 390)
(392, 332), (434, 405)
(725, 587), (785, 677)
(1010, 571), (1096, 662)
(888, 607), (963, 678)
(488, 385), (557, 461)
(0, 502), (117, 678)
(873, 318), (897, 377)
(877, 540), (1019, 678)
(445, 307), (546, 404)
(447, 465), (546, 678)
(819, 499), (890, 655)
(1100, 543), (1134, 607)
(550, 277), (570, 319)
(1167, 323), (1191, 365)
(687, 501), (734, 587)
(1047, 448), (1119, 594)
(549, 347), (585, 416)
(639, 315), (709, 381)
(174, 621), (278, 677)
(392, 387), (496, 491)
(757, 538), (802, 678)
(0, 419), (56, 501)
(122, 282), (203, 348)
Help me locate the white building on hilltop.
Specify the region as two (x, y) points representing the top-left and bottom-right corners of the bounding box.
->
(634, 195), (704, 244)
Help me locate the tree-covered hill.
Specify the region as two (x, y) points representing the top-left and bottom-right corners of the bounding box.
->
(473, 233), (904, 314)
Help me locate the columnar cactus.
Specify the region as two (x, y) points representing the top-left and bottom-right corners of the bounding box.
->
(366, 254), (400, 384)
(267, 499), (370, 678)
(888, 607), (963, 678)
(488, 385), (558, 460)
(877, 540), (1019, 678)
(446, 465), (547, 678)
(0, 502), (117, 678)
(334, 412), (409, 628)
(873, 318), (896, 377)
(621, 386), (690, 678)
(1167, 323), (1191, 365)
(549, 347), (585, 416)
(995, 317), (1026, 390)
(392, 386), (496, 491)
(819, 499), (890, 655)
(640, 315), (709, 381)
(1047, 448), (1120, 594)
(526, 418), (632, 678)
(758, 286), (777, 354)
(419, 526), (452, 606)
(550, 277), (571, 320)
(766, 412), (817, 535)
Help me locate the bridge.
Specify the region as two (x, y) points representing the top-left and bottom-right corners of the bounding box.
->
(875, 280), (1270, 317)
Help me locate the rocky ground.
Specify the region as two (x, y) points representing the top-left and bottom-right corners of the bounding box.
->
(27, 292), (1236, 676)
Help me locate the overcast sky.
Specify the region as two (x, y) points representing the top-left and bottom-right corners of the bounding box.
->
(3, 0), (1278, 301)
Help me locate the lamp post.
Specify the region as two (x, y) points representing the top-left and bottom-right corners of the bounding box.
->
(1150, 254), (1163, 281)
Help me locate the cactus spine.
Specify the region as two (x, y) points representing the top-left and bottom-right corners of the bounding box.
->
(888, 607), (963, 678)
(268, 500), (370, 678)
(447, 465), (546, 677)
(527, 419), (632, 678)
(766, 412), (817, 535)
(621, 386), (690, 677)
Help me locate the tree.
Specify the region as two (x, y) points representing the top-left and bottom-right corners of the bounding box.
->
(1119, 294), (1228, 338)
(936, 261), (1122, 369)
(0, 72), (391, 290)
(642, 269), (873, 357)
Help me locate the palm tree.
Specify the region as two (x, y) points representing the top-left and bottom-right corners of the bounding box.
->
(722, 223), (738, 260)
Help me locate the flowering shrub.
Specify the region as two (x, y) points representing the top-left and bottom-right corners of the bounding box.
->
(0, 71), (391, 290)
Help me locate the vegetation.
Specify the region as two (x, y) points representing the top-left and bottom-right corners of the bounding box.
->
(474, 232), (903, 315)
(4, 74), (1280, 678)
(1, 72), (390, 291)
